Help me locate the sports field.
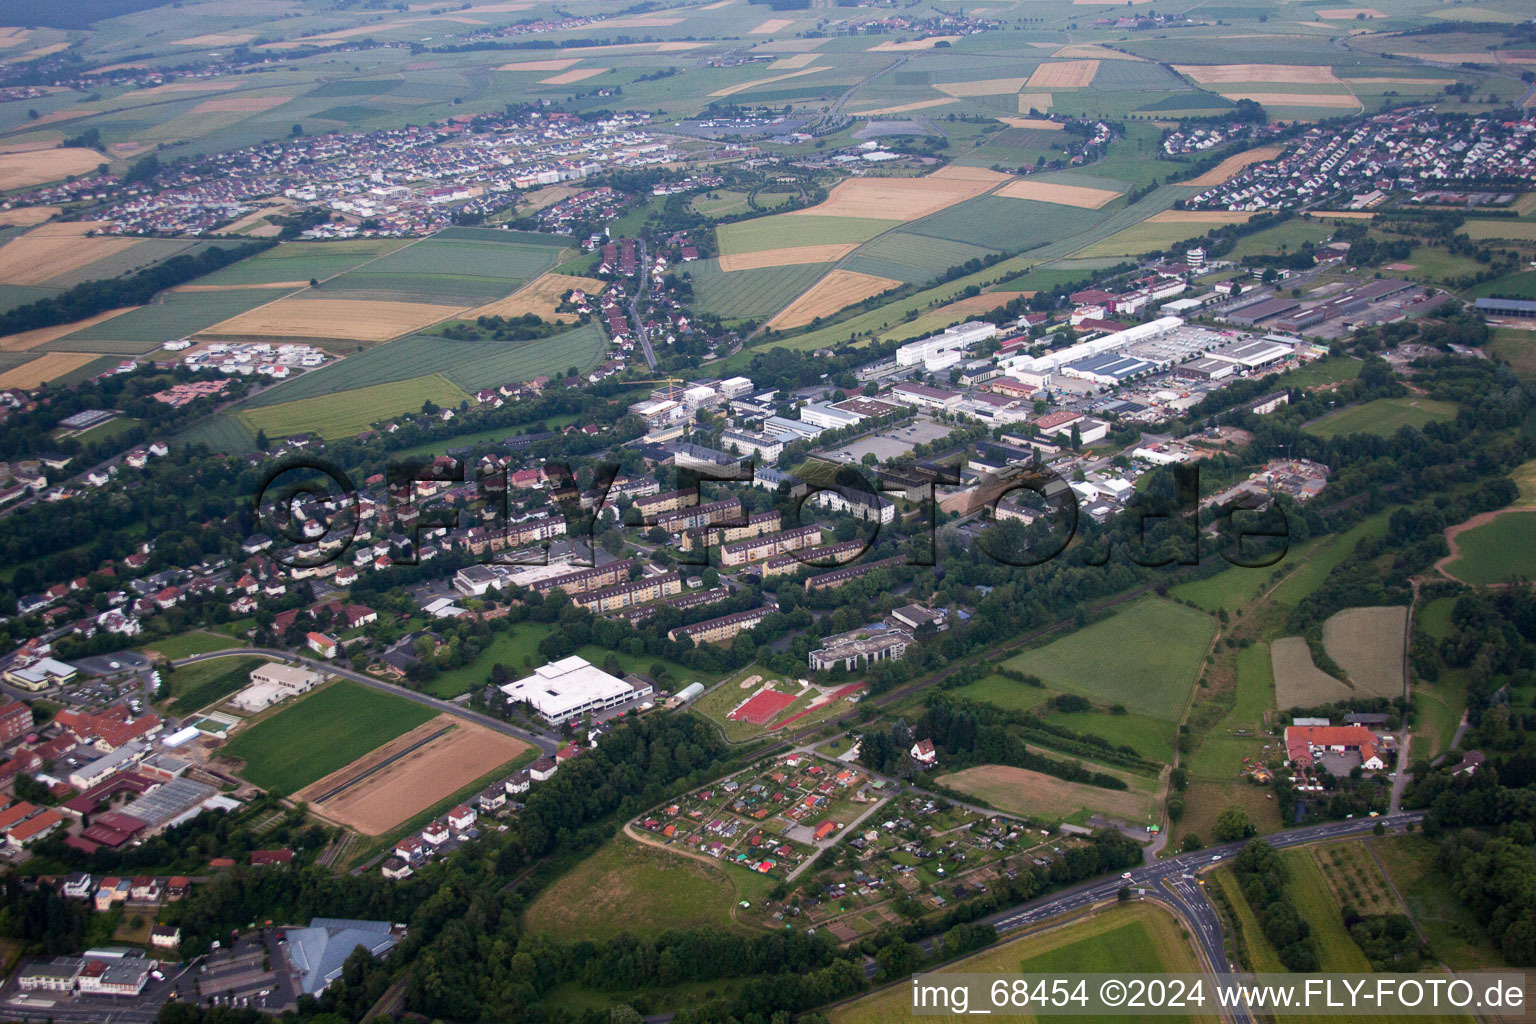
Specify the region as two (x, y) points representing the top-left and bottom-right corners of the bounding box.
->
(1305, 397), (1458, 438)
(1001, 597), (1215, 721)
(222, 680), (439, 794)
(525, 833), (772, 941)
(297, 713), (530, 835)
(238, 372), (471, 439)
(831, 903), (1213, 1024)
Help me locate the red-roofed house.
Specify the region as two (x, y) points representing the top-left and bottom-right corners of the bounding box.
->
(1283, 725), (1385, 770)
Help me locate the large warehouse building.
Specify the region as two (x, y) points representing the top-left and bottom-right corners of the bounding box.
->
(500, 656), (651, 723)
(1001, 317), (1184, 376)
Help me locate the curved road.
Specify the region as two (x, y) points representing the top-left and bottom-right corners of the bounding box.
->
(173, 647), (559, 755)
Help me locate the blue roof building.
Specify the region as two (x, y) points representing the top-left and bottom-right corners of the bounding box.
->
(284, 918), (402, 996)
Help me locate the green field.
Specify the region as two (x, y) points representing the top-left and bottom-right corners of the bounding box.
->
(238, 372), (471, 439)
(41, 237), (208, 290)
(1046, 708), (1178, 764)
(1171, 563), (1276, 615)
(191, 239), (407, 286)
(1282, 355), (1362, 388)
(1001, 597), (1215, 721)
(1489, 327), (1536, 378)
(44, 288), (296, 351)
(421, 625), (553, 698)
(223, 680), (438, 794)
(842, 231), (1000, 285)
(522, 834), (772, 942)
(236, 322), (606, 408)
(907, 195), (1109, 254)
(716, 214), (897, 255)
(1470, 269), (1536, 300)
(1443, 510), (1536, 584)
(1269, 513), (1390, 608)
(317, 231), (567, 303)
(687, 259), (832, 320)
(165, 656), (264, 716)
(946, 673), (1056, 712)
(139, 630), (243, 660)
(1305, 397), (1458, 439)
(1368, 834), (1504, 971)
(1229, 220), (1335, 260)
(1187, 643), (1277, 782)
(1416, 596), (1456, 641)
(1071, 219), (1216, 260)
(1414, 669), (1467, 761)
(1281, 847), (1375, 971)
(831, 902), (1213, 1024)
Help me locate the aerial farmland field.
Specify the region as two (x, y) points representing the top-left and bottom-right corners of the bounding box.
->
(237, 372), (471, 439)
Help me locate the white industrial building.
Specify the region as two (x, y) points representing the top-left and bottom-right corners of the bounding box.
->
(800, 402), (865, 430)
(500, 656), (652, 723)
(1002, 317), (1184, 376)
(895, 321), (997, 366)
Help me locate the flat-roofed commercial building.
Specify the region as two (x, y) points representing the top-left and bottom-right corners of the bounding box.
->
(500, 656), (651, 723)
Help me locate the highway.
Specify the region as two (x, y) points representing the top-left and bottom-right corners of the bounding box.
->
(849, 812), (1425, 1024)
(173, 647), (560, 755)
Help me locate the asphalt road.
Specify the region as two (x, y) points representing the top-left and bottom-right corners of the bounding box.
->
(173, 647), (560, 755)
(631, 239), (657, 370)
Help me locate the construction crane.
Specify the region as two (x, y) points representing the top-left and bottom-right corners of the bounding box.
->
(625, 377), (688, 401)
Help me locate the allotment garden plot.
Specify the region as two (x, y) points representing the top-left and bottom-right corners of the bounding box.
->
(632, 752), (885, 882)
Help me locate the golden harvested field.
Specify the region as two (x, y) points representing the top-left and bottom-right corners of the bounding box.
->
(996, 178), (1121, 208)
(0, 28), (31, 48)
(793, 169), (1005, 222)
(867, 35), (963, 51)
(929, 291), (1029, 319)
(1174, 63), (1341, 84)
(498, 58), (581, 71)
(1314, 210), (1378, 219)
(998, 116), (1063, 130)
(749, 17), (795, 33)
(849, 98), (957, 116)
(1322, 606), (1406, 699)
(172, 32), (255, 45)
(467, 272), (604, 321)
(1017, 92), (1053, 111)
(1052, 44), (1144, 60)
(1184, 145), (1285, 186)
(261, 15), (487, 47)
(540, 68), (609, 85)
(935, 77), (1030, 97)
(11, 43), (68, 62)
(1221, 92), (1361, 108)
(202, 297), (463, 341)
(1026, 60), (1100, 89)
(0, 204), (58, 227)
(1272, 635), (1352, 709)
(297, 714), (530, 836)
(0, 148), (107, 191)
(1317, 7), (1386, 16)
(767, 270), (900, 329)
(0, 222), (140, 287)
(938, 764), (1155, 821)
(709, 66), (825, 97)
(769, 53), (818, 70)
(191, 96), (292, 114)
(1147, 209), (1255, 223)
(0, 307), (136, 352)
(717, 243), (860, 271)
(0, 352), (100, 389)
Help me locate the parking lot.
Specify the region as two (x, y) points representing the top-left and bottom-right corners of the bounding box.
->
(824, 416), (952, 465)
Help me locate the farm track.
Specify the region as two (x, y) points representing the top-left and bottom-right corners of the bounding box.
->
(1432, 506), (1536, 584)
